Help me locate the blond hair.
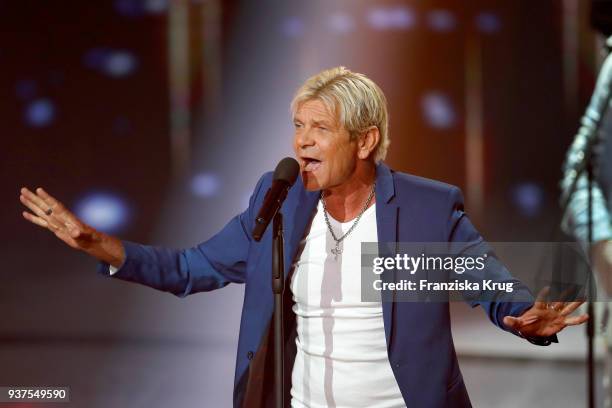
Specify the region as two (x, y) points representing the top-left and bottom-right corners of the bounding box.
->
(290, 66), (390, 162)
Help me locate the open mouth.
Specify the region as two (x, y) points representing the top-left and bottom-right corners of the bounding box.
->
(302, 157), (322, 172)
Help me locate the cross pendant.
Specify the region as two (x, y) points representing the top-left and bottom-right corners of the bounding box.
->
(331, 244), (342, 260)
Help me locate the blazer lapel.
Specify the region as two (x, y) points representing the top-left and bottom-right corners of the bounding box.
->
(375, 162), (398, 350)
(282, 177), (319, 279)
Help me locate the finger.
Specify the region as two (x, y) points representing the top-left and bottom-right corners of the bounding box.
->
(37, 188), (83, 228)
(22, 211), (49, 228)
(21, 187), (50, 213)
(36, 187), (69, 220)
(20, 194), (63, 230)
(564, 314), (589, 326)
(518, 314), (540, 326)
(69, 227), (81, 238)
(36, 187), (61, 205)
(503, 316), (521, 329)
(20, 193), (47, 217)
(19, 195), (59, 228)
(534, 286), (551, 309)
(560, 301), (585, 316)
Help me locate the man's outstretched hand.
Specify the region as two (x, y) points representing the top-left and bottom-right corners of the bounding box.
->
(20, 187), (125, 267)
(503, 287), (589, 339)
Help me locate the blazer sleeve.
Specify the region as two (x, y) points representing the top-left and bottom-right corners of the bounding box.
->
(95, 172), (269, 297)
(445, 186), (557, 345)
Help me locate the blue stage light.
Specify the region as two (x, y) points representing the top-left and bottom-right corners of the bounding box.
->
(367, 6), (415, 31)
(144, 0), (167, 14)
(427, 10), (456, 32)
(83, 48), (138, 78)
(511, 182), (544, 218)
(281, 17), (305, 38)
(115, 0), (166, 16)
(475, 12), (501, 34)
(328, 13), (355, 34)
(25, 99), (55, 128)
(421, 92), (456, 129)
(190, 173), (222, 198)
(74, 192), (131, 233)
(103, 51), (138, 78)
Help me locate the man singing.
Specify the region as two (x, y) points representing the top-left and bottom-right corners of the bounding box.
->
(20, 67), (588, 407)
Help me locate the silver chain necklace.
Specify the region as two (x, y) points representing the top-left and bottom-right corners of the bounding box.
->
(321, 182), (376, 260)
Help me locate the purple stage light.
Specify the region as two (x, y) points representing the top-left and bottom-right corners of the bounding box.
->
(367, 6), (416, 31)
(114, 0), (144, 17)
(427, 10), (456, 32)
(103, 51), (138, 78)
(190, 173), (222, 198)
(144, 0), (167, 14)
(24, 99), (56, 128)
(511, 182), (544, 218)
(83, 48), (138, 78)
(421, 92), (456, 129)
(74, 192), (131, 233)
(328, 13), (355, 34)
(281, 17), (305, 38)
(476, 12), (501, 34)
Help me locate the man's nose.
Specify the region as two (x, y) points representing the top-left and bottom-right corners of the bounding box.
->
(296, 128), (315, 149)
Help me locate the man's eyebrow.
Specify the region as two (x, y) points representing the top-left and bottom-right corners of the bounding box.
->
(312, 119), (334, 127)
(292, 116), (335, 127)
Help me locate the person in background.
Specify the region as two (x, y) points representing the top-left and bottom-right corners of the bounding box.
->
(560, 33), (612, 407)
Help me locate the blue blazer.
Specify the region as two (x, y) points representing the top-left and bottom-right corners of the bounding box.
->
(98, 162), (546, 408)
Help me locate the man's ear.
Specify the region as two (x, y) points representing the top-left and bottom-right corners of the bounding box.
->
(357, 126), (380, 160)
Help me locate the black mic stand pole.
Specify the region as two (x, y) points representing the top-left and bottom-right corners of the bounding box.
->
(272, 211), (285, 408)
(587, 151), (595, 408)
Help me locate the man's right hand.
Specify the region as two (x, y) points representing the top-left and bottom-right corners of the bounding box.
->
(19, 187), (125, 268)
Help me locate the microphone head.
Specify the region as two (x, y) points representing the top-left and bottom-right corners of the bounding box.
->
(273, 157), (300, 185)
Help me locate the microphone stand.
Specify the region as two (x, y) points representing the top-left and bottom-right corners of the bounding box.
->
(272, 211), (285, 408)
(587, 154), (595, 408)
(251, 157), (299, 407)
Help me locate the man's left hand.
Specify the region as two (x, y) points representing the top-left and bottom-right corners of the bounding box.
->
(502, 287), (589, 338)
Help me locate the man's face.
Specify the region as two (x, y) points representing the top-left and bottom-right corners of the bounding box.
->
(293, 99), (359, 191)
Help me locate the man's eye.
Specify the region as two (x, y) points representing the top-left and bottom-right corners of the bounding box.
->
(294, 122), (303, 128)
(318, 126), (327, 131)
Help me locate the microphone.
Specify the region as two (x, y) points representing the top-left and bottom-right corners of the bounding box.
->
(252, 157), (300, 241)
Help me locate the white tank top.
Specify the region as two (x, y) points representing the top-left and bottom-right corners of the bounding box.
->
(289, 200), (406, 408)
